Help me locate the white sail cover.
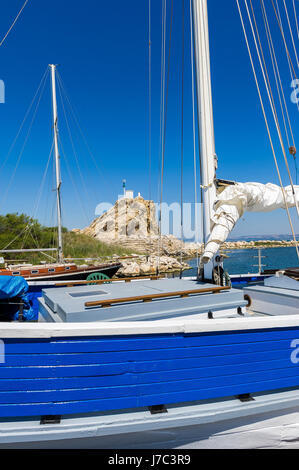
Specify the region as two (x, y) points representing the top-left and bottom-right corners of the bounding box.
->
(202, 182), (299, 263)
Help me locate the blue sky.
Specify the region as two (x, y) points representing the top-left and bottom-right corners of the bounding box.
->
(0, 0), (298, 237)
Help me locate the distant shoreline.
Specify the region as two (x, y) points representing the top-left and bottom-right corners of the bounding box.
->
(183, 239), (297, 258)
(221, 240), (297, 250)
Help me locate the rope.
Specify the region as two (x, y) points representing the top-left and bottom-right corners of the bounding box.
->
(158, 0), (174, 274)
(56, 75), (91, 212)
(236, 0), (299, 259)
(161, 0), (174, 212)
(57, 134), (90, 226)
(244, 0), (299, 220)
(24, 227), (40, 252)
(21, 140), (55, 249)
(282, 0), (299, 68)
(0, 68), (49, 210)
(157, 0), (167, 259)
(272, 0), (298, 83)
(200, 182), (214, 190)
(190, 0), (200, 271)
(158, 0), (167, 207)
(180, 0), (185, 277)
(250, 0), (285, 141)
(261, 0), (298, 183)
(0, 0), (29, 47)
(293, 0), (299, 40)
(33, 140), (54, 220)
(49, 189), (57, 252)
(274, 0), (299, 118)
(261, 1), (295, 147)
(2, 224), (30, 251)
(148, 0), (152, 201)
(55, 70), (106, 185)
(0, 67), (49, 175)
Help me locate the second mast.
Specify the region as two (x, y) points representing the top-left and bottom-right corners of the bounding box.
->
(50, 64), (63, 263)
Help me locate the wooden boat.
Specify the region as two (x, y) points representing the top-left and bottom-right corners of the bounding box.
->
(0, 262), (122, 282)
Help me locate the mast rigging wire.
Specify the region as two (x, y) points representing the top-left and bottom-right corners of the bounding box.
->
(2, 145), (56, 254)
(261, 0), (295, 146)
(244, 0), (299, 220)
(3, 224), (31, 252)
(1, 88), (55, 254)
(0, 0), (29, 47)
(160, 0), (174, 219)
(262, 5), (291, 147)
(55, 70), (108, 191)
(0, 67), (49, 175)
(57, 133), (90, 226)
(236, 0), (299, 259)
(189, 0), (200, 269)
(157, 0), (167, 209)
(272, 0), (298, 83)
(20, 140), (55, 250)
(0, 68), (49, 210)
(261, 0), (298, 183)
(158, 0), (174, 273)
(148, 0), (152, 201)
(180, 0), (185, 276)
(56, 75), (92, 213)
(282, 0), (299, 69)
(157, 0), (166, 274)
(249, 0), (282, 144)
(293, 0), (299, 40)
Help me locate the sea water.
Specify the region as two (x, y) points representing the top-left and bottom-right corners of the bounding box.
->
(184, 246), (298, 276)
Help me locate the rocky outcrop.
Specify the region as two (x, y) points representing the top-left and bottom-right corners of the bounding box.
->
(80, 196), (189, 256)
(117, 255), (190, 277)
(82, 195), (158, 242)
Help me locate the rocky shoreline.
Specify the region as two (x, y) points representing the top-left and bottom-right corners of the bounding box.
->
(114, 241), (296, 277)
(115, 255), (191, 278)
(87, 239), (296, 278)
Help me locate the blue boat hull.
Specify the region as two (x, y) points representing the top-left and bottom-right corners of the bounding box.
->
(0, 327), (298, 419)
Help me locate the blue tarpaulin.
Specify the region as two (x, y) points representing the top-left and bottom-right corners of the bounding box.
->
(0, 276), (35, 321)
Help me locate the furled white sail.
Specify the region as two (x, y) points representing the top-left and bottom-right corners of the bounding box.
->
(202, 182), (299, 263)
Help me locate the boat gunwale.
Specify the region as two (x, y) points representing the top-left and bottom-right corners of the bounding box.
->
(0, 314), (299, 338)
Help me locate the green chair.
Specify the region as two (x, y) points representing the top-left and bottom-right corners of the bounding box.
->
(86, 272), (111, 285)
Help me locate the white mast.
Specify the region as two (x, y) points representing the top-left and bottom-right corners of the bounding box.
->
(50, 64), (63, 263)
(192, 0), (218, 280)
